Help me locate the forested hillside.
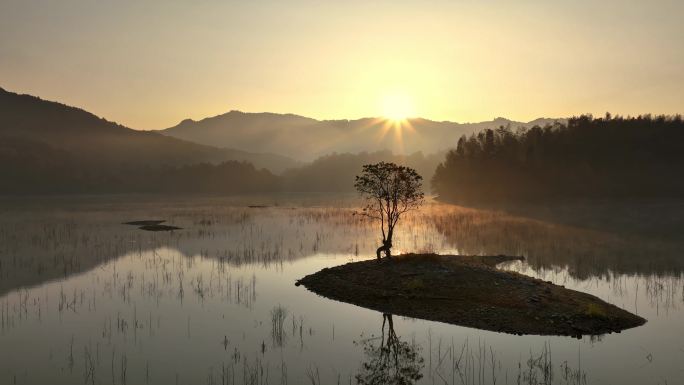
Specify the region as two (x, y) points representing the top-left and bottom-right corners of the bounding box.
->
(0, 135), (278, 194)
(432, 114), (684, 203)
(0, 87), (299, 174)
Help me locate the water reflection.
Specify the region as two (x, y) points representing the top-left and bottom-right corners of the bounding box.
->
(355, 313), (424, 385)
(0, 196), (683, 384)
(429, 203), (684, 278)
(2, 197), (683, 297)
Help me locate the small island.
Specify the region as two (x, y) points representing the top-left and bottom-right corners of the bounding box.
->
(297, 162), (646, 337)
(123, 220), (182, 231)
(296, 253), (646, 337)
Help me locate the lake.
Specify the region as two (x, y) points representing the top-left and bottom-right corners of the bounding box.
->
(0, 194), (682, 385)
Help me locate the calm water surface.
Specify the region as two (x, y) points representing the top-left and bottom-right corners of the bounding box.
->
(0, 195), (682, 385)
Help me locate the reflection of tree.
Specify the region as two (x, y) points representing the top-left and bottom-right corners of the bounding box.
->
(431, 204), (684, 279)
(355, 313), (424, 385)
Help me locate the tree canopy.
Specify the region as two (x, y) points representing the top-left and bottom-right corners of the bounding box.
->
(432, 114), (684, 203)
(354, 162), (424, 259)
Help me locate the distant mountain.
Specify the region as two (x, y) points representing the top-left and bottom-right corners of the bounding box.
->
(0, 87), (290, 194)
(162, 111), (561, 161)
(0, 87), (299, 173)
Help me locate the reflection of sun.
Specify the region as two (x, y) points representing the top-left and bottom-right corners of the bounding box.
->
(381, 92), (416, 122)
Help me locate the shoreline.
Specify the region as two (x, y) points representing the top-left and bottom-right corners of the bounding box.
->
(296, 253), (646, 337)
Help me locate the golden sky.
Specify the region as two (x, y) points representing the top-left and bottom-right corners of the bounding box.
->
(1, 1), (683, 129)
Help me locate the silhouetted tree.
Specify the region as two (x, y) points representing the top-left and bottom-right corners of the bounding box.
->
(281, 150), (442, 193)
(355, 313), (424, 385)
(354, 162), (424, 259)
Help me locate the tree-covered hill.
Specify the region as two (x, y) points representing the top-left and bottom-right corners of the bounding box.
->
(432, 114), (684, 203)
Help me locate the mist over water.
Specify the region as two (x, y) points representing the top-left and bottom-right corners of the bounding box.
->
(0, 195), (682, 385)
(3, 1), (683, 384)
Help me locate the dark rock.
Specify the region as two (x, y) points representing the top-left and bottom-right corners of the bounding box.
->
(139, 224), (182, 232)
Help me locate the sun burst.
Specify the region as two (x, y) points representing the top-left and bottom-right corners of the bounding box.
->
(381, 92), (416, 122)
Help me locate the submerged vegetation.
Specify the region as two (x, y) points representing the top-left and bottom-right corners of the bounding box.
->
(0, 196), (682, 384)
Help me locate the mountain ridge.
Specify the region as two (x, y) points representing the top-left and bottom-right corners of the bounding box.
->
(162, 110), (562, 161)
(0, 85), (562, 172)
(0, 87), (300, 173)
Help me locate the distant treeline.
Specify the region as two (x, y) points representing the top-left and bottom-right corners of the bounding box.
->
(0, 138), (437, 195)
(282, 150), (443, 192)
(0, 136), (279, 194)
(432, 114), (684, 203)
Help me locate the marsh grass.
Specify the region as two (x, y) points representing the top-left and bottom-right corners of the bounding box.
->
(271, 305), (288, 348)
(0, 195), (681, 384)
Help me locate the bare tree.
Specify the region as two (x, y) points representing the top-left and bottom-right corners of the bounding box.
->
(354, 162), (424, 259)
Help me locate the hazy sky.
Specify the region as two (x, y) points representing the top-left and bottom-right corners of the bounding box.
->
(1, 1), (683, 129)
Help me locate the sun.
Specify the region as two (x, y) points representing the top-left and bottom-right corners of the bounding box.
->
(381, 92), (416, 121)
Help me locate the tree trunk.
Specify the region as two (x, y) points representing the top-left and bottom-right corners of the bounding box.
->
(384, 230), (393, 258)
(376, 234), (393, 260)
(376, 241), (390, 259)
